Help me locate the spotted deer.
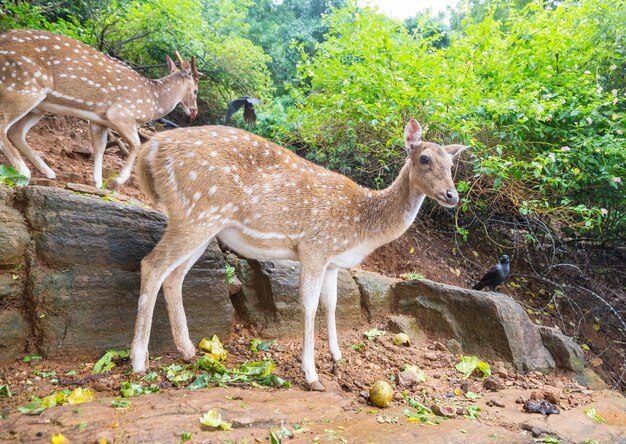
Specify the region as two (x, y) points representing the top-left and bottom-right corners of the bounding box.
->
(131, 118), (468, 390)
(0, 28), (200, 188)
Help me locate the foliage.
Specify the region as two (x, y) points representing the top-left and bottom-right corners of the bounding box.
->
(92, 349), (129, 374)
(0, 165), (29, 187)
(111, 399), (132, 408)
(283, 0), (626, 241)
(17, 388), (95, 415)
(199, 408), (232, 430)
(120, 381), (160, 397)
(402, 394), (440, 425)
(250, 338), (276, 352)
(584, 407), (607, 424)
(364, 328), (386, 340)
(455, 355), (491, 379)
(0, 384), (11, 397)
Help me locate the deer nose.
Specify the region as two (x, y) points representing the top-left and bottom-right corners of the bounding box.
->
(446, 189), (459, 204)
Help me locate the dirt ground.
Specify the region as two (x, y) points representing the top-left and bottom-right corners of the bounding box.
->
(2, 328), (625, 443)
(1, 115), (625, 442)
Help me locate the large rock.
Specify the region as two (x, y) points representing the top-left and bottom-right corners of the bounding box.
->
(0, 310), (28, 360)
(0, 187), (29, 266)
(0, 185), (234, 360)
(393, 279), (555, 373)
(353, 270), (397, 321)
(234, 259), (361, 337)
(537, 326), (585, 373)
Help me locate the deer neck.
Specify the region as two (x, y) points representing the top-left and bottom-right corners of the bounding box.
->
(148, 73), (187, 120)
(361, 159), (425, 248)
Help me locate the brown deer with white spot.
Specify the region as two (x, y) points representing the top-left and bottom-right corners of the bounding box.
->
(0, 28), (200, 188)
(131, 119), (467, 390)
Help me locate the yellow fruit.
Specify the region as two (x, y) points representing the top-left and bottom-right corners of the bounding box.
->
(393, 333), (410, 346)
(369, 380), (393, 408)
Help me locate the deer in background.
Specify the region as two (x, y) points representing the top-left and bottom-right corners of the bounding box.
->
(0, 28), (200, 189)
(131, 118), (468, 390)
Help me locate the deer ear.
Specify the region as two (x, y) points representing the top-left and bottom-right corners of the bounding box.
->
(166, 55), (177, 74)
(180, 60), (192, 77)
(445, 144), (469, 158)
(404, 118), (423, 154)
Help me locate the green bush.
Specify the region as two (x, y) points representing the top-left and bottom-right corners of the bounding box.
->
(281, 0), (625, 240)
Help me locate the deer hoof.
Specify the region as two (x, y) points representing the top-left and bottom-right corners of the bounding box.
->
(181, 349), (197, 362)
(308, 380), (326, 391)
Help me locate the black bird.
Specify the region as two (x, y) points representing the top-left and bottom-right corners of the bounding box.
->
(472, 255), (510, 291)
(224, 96), (260, 125)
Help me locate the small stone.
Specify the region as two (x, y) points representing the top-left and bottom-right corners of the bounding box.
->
(530, 391), (545, 400)
(398, 369), (420, 387)
(460, 382), (479, 394)
(531, 427), (542, 438)
(543, 390), (560, 405)
(492, 361), (509, 378)
(493, 400), (505, 408)
(393, 392), (404, 401)
(446, 339), (463, 355)
(424, 351), (438, 361)
(456, 407), (465, 416)
(432, 373), (442, 379)
(515, 397), (525, 404)
(483, 376), (505, 392)
(431, 404), (456, 418)
(93, 381), (108, 392)
(434, 341), (446, 351)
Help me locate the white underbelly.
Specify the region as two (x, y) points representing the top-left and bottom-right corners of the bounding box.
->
(217, 228), (299, 261)
(329, 243), (373, 268)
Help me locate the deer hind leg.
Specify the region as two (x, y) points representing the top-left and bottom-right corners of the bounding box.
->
(6, 108), (56, 179)
(0, 93), (47, 180)
(320, 266), (342, 376)
(162, 238), (212, 361)
(131, 227), (211, 373)
(299, 261), (328, 391)
(106, 113), (140, 189)
(89, 124), (108, 188)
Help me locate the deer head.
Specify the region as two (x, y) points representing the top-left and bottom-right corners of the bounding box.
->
(404, 118), (467, 208)
(166, 51), (201, 121)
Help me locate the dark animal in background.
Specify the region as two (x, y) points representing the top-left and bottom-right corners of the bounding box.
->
(473, 255), (510, 291)
(224, 96), (260, 125)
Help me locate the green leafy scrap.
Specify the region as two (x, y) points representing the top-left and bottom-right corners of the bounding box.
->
(403, 395), (440, 425)
(111, 399), (131, 409)
(250, 338), (277, 352)
(199, 336), (229, 362)
(533, 438), (560, 443)
(120, 381), (159, 398)
(200, 408), (232, 430)
(364, 328), (386, 340)
(22, 354), (42, 363)
(17, 388), (94, 415)
(464, 405), (481, 420)
(0, 384), (12, 398)
(455, 356), (491, 379)
(584, 407), (607, 424)
(0, 165), (29, 187)
(92, 350), (129, 374)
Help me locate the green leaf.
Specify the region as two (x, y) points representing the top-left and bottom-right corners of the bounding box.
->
(187, 373), (210, 390)
(143, 371), (159, 382)
(22, 354), (42, 363)
(199, 408), (232, 430)
(181, 432), (192, 442)
(364, 328), (386, 340)
(198, 336), (229, 362)
(120, 381), (159, 398)
(111, 399), (131, 409)
(455, 356), (491, 379)
(464, 405), (481, 420)
(533, 438), (560, 443)
(0, 384), (12, 398)
(584, 407), (607, 424)
(250, 338), (276, 352)
(0, 165), (29, 187)
(92, 350), (129, 374)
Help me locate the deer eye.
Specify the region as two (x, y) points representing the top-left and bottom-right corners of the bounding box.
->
(193, 90), (198, 95)
(419, 154), (430, 165)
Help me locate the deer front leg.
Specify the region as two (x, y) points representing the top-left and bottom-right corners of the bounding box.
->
(320, 266), (342, 376)
(300, 262), (327, 391)
(106, 112), (140, 189)
(162, 239), (212, 361)
(89, 124), (109, 188)
(7, 109), (56, 179)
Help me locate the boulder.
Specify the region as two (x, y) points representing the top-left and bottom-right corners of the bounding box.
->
(0, 310), (27, 360)
(234, 259), (361, 337)
(393, 279), (555, 373)
(537, 326), (585, 373)
(353, 270), (397, 321)
(0, 187), (29, 266)
(0, 186), (234, 359)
